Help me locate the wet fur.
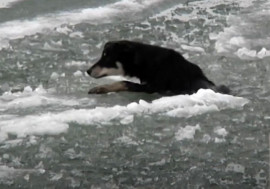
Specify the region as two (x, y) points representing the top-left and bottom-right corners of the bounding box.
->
(87, 40), (229, 95)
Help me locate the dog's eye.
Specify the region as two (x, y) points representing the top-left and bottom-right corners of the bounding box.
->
(103, 52), (106, 57)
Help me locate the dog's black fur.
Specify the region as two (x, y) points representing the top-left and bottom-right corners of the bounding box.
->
(87, 40), (229, 95)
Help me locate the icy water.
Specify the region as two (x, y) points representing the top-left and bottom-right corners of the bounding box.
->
(0, 0), (269, 188)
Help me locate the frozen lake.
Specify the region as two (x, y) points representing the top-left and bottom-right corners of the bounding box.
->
(0, 0), (269, 188)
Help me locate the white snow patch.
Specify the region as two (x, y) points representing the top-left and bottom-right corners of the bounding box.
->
(175, 124), (201, 141)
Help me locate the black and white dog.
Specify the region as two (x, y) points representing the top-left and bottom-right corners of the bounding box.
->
(87, 40), (229, 95)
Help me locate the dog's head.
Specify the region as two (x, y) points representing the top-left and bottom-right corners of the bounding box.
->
(87, 41), (134, 78)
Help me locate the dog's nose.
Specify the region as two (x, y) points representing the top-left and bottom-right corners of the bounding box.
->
(87, 68), (92, 76)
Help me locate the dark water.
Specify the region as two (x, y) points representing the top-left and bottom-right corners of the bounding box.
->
(0, 0), (269, 188)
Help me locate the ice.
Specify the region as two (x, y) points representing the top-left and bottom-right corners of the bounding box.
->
(65, 61), (88, 68)
(175, 125), (201, 141)
(0, 0), (24, 8)
(120, 115), (134, 125)
(73, 70), (83, 77)
(0, 85), (80, 110)
(214, 137), (225, 143)
(0, 165), (36, 181)
(255, 170), (267, 187)
(181, 45), (205, 53)
(257, 47), (270, 59)
(50, 72), (60, 80)
(55, 25), (72, 34)
(236, 47), (257, 59)
(236, 47), (270, 59)
(215, 2), (270, 57)
(50, 172), (63, 181)
(214, 127), (228, 137)
(229, 37), (246, 46)
(0, 114), (69, 142)
(69, 31), (84, 38)
(214, 127), (228, 143)
(0, 89), (248, 142)
(149, 158), (166, 166)
(114, 135), (138, 146)
(225, 163), (245, 174)
(153, 0), (255, 22)
(189, 0), (255, 9)
(0, 0), (164, 49)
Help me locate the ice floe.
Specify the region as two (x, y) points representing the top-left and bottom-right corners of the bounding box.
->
(0, 89), (248, 142)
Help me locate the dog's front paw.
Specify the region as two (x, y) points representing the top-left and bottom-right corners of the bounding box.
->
(88, 86), (109, 94)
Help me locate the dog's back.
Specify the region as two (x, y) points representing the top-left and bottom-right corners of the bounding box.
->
(87, 40), (230, 95)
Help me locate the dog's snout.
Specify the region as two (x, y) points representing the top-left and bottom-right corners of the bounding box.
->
(87, 68), (93, 76)
(87, 65), (103, 78)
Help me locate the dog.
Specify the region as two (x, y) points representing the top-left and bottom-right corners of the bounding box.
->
(87, 40), (229, 95)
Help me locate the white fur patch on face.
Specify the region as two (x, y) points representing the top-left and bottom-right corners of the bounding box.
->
(91, 62), (125, 78)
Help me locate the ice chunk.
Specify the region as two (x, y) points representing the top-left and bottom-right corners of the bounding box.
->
(229, 37), (245, 46)
(65, 61), (88, 68)
(73, 70), (83, 77)
(175, 124), (201, 141)
(50, 72), (59, 80)
(55, 26), (72, 34)
(0, 89), (248, 142)
(214, 127), (228, 137)
(214, 137), (225, 143)
(236, 47), (270, 59)
(69, 31), (84, 38)
(50, 172), (63, 181)
(257, 47), (270, 59)
(120, 115), (134, 125)
(23, 86), (33, 93)
(181, 44), (205, 53)
(236, 47), (257, 59)
(113, 135), (138, 146)
(225, 163), (245, 174)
